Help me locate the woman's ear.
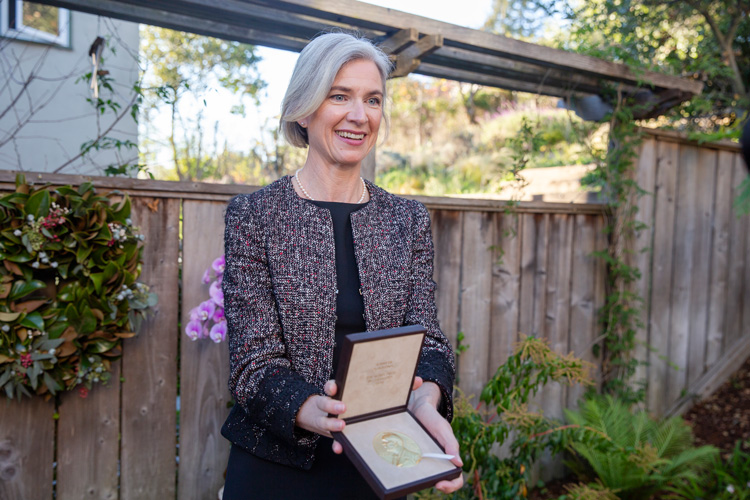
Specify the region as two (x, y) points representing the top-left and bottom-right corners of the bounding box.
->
(298, 120), (307, 128)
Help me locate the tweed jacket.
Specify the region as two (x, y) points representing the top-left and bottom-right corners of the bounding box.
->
(220, 175), (456, 470)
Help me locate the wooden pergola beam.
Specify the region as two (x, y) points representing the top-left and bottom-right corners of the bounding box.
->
(33, 0), (703, 113)
(391, 34), (443, 78)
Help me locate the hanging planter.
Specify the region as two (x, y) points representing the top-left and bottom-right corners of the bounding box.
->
(0, 174), (157, 400)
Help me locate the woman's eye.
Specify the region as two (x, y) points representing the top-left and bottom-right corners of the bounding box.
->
(367, 97), (382, 106)
(331, 94), (346, 102)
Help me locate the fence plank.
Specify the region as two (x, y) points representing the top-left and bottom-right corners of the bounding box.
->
(457, 211), (495, 400)
(705, 150), (733, 368)
(544, 214), (574, 413)
(431, 209), (463, 350)
(178, 200), (232, 500)
(540, 213), (573, 478)
(518, 213), (537, 339)
(489, 212), (522, 374)
(120, 197), (180, 500)
(633, 138), (657, 390)
(647, 140), (679, 415)
(531, 214), (550, 340)
(568, 214), (600, 407)
(725, 157), (748, 350)
(56, 363), (120, 500)
(0, 398), (55, 500)
(685, 148), (717, 386)
(666, 144), (699, 406)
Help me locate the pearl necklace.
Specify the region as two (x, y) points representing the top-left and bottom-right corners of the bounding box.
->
(294, 168), (368, 203)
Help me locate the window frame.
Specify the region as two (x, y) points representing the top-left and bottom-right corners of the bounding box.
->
(0, 0), (71, 48)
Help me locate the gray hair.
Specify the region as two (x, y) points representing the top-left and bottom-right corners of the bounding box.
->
(280, 32), (392, 148)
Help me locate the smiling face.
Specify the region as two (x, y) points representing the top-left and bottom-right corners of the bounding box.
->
(303, 58), (383, 171)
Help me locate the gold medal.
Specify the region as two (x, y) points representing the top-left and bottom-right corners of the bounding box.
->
(373, 431), (422, 468)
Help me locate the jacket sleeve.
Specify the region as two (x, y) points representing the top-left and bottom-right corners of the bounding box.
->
(223, 195), (321, 446)
(405, 201), (456, 421)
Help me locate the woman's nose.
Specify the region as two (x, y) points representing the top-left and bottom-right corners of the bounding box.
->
(347, 101), (367, 123)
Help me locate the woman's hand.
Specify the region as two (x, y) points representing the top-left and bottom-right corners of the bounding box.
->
(295, 380), (346, 446)
(409, 379), (464, 495)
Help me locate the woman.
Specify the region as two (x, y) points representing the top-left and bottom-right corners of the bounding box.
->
(221, 32), (463, 499)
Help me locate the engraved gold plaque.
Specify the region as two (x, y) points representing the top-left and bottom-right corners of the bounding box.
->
(373, 431), (422, 468)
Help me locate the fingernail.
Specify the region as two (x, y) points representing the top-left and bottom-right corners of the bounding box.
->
(335, 404), (345, 413)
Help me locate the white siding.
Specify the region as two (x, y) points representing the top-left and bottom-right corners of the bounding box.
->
(0, 9), (138, 175)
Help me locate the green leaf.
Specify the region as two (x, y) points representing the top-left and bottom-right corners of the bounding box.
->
(43, 372), (61, 395)
(88, 339), (117, 353)
(20, 312), (45, 331)
(80, 307), (97, 334)
(0, 368), (11, 387)
(76, 244), (93, 263)
(25, 189), (50, 218)
(9, 280), (46, 301)
(90, 272), (104, 295)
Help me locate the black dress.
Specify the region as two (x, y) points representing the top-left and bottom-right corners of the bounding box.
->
(223, 200), (399, 500)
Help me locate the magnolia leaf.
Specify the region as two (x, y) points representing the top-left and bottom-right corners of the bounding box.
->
(9, 280), (46, 301)
(3, 260), (23, 276)
(0, 354), (11, 364)
(11, 299), (47, 314)
(76, 244), (93, 264)
(0, 311), (21, 322)
(19, 312), (45, 331)
(25, 189), (51, 218)
(38, 338), (64, 351)
(87, 339), (118, 353)
(90, 272), (104, 295)
(17, 329), (28, 342)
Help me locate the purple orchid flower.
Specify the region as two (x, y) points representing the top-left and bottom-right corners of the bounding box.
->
(212, 306), (225, 323)
(185, 320), (202, 341)
(196, 300), (216, 321)
(209, 321), (227, 343)
(212, 255), (225, 276)
(202, 268), (212, 284)
(209, 281), (224, 308)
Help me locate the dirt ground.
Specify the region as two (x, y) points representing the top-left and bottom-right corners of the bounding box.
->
(528, 356), (750, 499)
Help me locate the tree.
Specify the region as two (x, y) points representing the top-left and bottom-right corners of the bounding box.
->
(139, 26), (265, 181)
(527, 0), (750, 134)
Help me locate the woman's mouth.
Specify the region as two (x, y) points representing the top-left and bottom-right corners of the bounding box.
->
(336, 130), (365, 140)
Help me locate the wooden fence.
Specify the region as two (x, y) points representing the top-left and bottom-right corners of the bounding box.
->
(0, 130), (747, 499)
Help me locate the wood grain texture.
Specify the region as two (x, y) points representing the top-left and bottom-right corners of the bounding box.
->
(56, 362), (120, 500)
(705, 151), (734, 366)
(456, 211), (495, 400)
(567, 214), (600, 407)
(632, 139), (656, 390)
(724, 158), (748, 349)
(0, 398), (55, 500)
(178, 200), (232, 500)
(685, 148), (717, 386)
(430, 209), (464, 351)
(489, 212), (522, 374)
(666, 144), (698, 407)
(647, 140), (679, 416)
(120, 197), (180, 500)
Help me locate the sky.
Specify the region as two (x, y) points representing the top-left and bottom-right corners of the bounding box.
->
(151, 0), (494, 160)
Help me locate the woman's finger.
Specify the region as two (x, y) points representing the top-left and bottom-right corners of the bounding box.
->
(435, 474), (464, 494)
(324, 379), (338, 397)
(317, 396), (346, 416)
(411, 376), (423, 391)
(332, 439), (344, 455)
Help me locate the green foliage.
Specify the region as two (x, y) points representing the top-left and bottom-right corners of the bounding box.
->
(418, 335), (594, 499)
(0, 175), (157, 400)
(563, 396), (719, 499)
(139, 26), (266, 182)
(536, 0), (750, 134)
(670, 441), (750, 499)
(379, 78), (599, 197)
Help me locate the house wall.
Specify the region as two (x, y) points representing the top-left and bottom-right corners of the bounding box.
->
(0, 8), (139, 175)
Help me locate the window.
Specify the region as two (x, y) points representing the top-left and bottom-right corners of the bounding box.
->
(1, 1), (71, 47)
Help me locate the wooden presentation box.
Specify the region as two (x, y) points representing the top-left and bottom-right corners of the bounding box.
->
(331, 325), (461, 500)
